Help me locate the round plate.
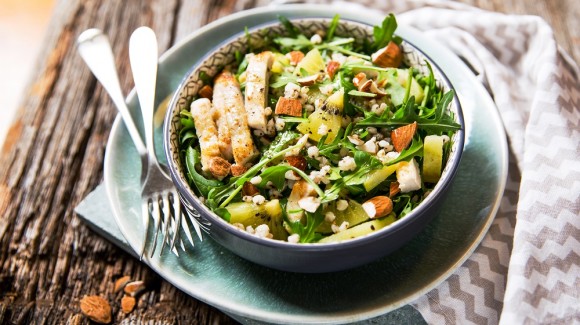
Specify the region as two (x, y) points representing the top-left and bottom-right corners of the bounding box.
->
(104, 4), (508, 324)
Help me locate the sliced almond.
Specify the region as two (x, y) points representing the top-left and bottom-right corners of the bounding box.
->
(286, 51), (305, 65)
(362, 196), (393, 219)
(198, 85), (213, 99)
(230, 164), (247, 176)
(358, 79), (373, 92)
(285, 155), (307, 171)
(353, 72), (367, 88)
(275, 97), (302, 117)
(391, 121), (417, 152)
(114, 276), (131, 293)
(208, 156), (231, 180)
(296, 74), (320, 86)
(369, 81), (387, 97)
(121, 296), (136, 314)
(371, 41), (402, 68)
(123, 281), (146, 297)
(80, 296), (111, 324)
(326, 61), (341, 80)
(389, 182), (400, 198)
(242, 182), (260, 196)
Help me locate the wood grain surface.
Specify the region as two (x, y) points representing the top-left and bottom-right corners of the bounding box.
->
(0, 0), (577, 324)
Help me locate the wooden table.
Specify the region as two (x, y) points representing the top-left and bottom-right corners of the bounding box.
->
(1, 0), (577, 323)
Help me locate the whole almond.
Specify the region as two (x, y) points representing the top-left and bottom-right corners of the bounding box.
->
(121, 295), (136, 314)
(114, 275), (131, 293)
(198, 84), (213, 99)
(391, 121), (417, 152)
(124, 281), (146, 297)
(242, 182), (260, 196)
(285, 155), (307, 171)
(389, 182), (400, 198)
(287, 50), (305, 65)
(80, 295), (111, 324)
(371, 41), (402, 68)
(362, 196), (393, 219)
(326, 61), (341, 80)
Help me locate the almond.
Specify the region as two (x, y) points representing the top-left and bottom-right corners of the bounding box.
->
(362, 196), (393, 219)
(286, 50), (305, 65)
(353, 72), (367, 88)
(208, 156), (231, 180)
(326, 60), (341, 80)
(121, 295), (136, 314)
(275, 97), (302, 117)
(389, 182), (400, 198)
(285, 155), (307, 171)
(230, 164), (247, 176)
(198, 84), (213, 99)
(371, 41), (402, 68)
(80, 296), (111, 324)
(391, 121), (417, 152)
(242, 182), (260, 196)
(296, 74), (320, 86)
(114, 275), (131, 293)
(123, 281), (146, 297)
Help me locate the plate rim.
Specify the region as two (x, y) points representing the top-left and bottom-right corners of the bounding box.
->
(104, 4), (508, 324)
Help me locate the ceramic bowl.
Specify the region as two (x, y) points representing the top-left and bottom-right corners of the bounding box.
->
(163, 17), (465, 273)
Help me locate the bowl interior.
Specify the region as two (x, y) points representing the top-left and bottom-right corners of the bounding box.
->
(164, 17), (464, 245)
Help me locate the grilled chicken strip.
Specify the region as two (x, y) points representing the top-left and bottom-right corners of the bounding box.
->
(244, 51), (274, 133)
(214, 110), (233, 161)
(213, 70), (259, 167)
(190, 98), (231, 180)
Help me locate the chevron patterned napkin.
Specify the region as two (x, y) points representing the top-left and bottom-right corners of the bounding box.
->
(310, 0), (579, 324)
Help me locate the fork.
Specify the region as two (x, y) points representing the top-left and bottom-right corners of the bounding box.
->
(77, 28), (202, 258)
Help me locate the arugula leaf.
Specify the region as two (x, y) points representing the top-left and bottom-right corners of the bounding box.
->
(356, 90), (460, 133)
(282, 206), (325, 243)
(372, 14), (398, 51)
(274, 34), (312, 51)
(278, 15), (300, 37)
(185, 147), (223, 197)
(270, 71), (299, 88)
(326, 14), (340, 41)
(386, 134), (423, 165)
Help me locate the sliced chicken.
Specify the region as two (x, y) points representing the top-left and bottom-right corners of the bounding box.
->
(190, 98), (231, 180)
(213, 70), (259, 167)
(214, 110), (233, 161)
(244, 51), (274, 133)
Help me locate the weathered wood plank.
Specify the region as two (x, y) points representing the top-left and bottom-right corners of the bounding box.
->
(0, 0), (577, 324)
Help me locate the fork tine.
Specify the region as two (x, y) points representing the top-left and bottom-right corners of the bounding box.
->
(185, 210), (204, 241)
(149, 197), (162, 258)
(180, 212), (195, 248)
(159, 194), (172, 255)
(169, 192), (182, 251)
(140, 200), (151, 259)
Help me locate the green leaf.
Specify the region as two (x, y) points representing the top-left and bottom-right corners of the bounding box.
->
(372, 14), (398, 51)
(387, 134), (423, 165)
(278, 15), (300, 37)
(185, 147), (223, 197)
(326, 14), (340, 41)
(274, 34), (312, 51)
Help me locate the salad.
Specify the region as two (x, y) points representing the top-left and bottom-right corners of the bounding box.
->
(178, 14), (461, 244)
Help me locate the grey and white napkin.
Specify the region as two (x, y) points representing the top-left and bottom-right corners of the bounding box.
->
(314, 0), (579, 324)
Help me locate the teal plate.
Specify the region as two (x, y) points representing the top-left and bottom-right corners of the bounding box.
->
(104, 4), (508, 324)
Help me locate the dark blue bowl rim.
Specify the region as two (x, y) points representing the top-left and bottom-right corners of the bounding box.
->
(163, 17), (466, 252)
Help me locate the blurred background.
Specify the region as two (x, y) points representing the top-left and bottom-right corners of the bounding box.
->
(0, 0), (55, 145)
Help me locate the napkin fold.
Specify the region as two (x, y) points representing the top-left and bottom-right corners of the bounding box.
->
(77, 1), (580, 324)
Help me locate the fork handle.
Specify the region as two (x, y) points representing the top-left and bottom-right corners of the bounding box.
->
(129, 27), (160, 165)
(77, 29), (148, 158)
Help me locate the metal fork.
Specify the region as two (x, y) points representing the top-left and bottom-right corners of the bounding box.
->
(77, 28), (202, 258)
